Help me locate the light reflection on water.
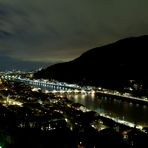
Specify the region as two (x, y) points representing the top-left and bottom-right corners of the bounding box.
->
(34, 84), (148, 127)
(67, 94), (148, 127)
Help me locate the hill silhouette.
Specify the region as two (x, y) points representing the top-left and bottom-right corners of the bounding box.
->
(34, 35), (148, 90)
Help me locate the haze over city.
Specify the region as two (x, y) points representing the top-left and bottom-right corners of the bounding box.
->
(0, 0), (148, 70)
(1, 1), (148, 148)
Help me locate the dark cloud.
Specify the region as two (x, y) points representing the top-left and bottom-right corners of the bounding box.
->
(0, 30), (12, 38)
(0, 0), (148, 68)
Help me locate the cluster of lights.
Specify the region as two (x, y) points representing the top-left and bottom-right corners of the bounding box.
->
(100, 113), (144, 131)
(3, 98), (23, 107)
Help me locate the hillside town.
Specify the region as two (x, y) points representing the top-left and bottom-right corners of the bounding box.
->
(0, 76), (148, 148)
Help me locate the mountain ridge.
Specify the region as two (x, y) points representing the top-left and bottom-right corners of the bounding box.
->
(33, 35), (148, 89)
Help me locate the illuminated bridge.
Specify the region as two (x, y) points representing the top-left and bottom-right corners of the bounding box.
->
(3, 75), (95, 94)
(15, 78), (82, 92)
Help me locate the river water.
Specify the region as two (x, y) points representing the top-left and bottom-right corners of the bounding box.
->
(34, 84), (148, 127)
(66, 93), (148, 127)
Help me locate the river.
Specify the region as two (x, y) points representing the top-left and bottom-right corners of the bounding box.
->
(33, 84), (148, 127)
(66, 93), (148, 127)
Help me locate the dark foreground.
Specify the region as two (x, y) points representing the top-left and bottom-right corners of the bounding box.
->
(0, 79), (148, 148)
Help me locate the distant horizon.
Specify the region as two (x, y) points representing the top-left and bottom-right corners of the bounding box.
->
(1, 0), (148, 71)
(1, 34), (148, 71)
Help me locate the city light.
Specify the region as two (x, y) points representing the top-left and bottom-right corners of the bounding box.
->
(0, 73), (148, 148)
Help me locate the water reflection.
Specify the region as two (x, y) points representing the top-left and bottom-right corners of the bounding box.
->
(68, 94), (148, 127)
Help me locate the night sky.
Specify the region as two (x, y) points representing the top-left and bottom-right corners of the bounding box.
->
(0, 0), (148, 70)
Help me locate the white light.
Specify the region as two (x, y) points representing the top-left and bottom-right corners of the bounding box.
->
(74, 89), (79, 93)
(65, 118), (68, 122)
(52, 90), (57, 93)
(98, 87), (102, 90)
(60, 90), (65, 93)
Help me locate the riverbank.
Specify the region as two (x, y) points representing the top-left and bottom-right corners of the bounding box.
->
(96, 91), (148, 106)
